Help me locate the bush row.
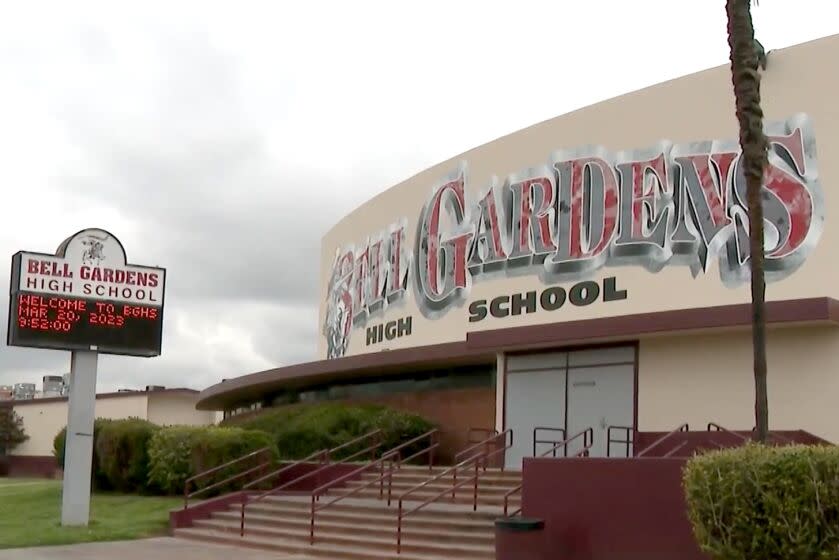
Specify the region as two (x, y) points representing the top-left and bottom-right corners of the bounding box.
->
(147, 425), (276, 495)
(683, 443), (839, 560)
(51, 403), (436, 496)
(53, 418), (276, 495)
(222, 402), (436, 463)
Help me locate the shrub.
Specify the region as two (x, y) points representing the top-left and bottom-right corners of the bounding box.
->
(0, 408), (28, 455)
(683, 443), (839, 560)
(147, 425), (277, 496)
(53, 418), (115, 490)
(95, 418), (160, 493)
(224, 403), (436, 462)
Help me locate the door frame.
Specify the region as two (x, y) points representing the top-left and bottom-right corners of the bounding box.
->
(502, 340), (639, 457)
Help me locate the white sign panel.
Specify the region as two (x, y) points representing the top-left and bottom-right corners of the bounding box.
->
(15, 229), (165, 306)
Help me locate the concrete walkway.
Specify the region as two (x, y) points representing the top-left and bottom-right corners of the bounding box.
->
(0, 537), (310, 559)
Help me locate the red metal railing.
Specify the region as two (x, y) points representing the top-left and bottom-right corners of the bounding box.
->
(606, 425), (634, 458)
(395, 454), (484, 553)
(309, 454), (398, 543)
(454, 428), (512, 471)
(307, 430), (439, 544)
(466, 427), (498, 445)
(453, 429), (512, 495)
(635, 423), (690, 457)
(503, 427), (594, 518)
(390, 430), (514, 552)
(239, 429), (383, 536)
(382, 429), (439, 472)
(504, 483), (522, 517)
(537, 427), (594, 459)
(532, 426), (566, 457)
(183, 446), (273, 509)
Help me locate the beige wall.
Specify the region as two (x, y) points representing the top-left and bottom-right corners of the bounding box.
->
(11, 394), (148, 456)
(11, 391), (216, 457)
(318, 34), (839, 360)
(146, 391), (215, 427)
(638, 325), (839, 443)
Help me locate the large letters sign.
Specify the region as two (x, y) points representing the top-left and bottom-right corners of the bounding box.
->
(323, 114), (823, 358)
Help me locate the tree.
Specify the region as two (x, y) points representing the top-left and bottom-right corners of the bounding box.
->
(0, 407), (29, 455)
(725, 0), (770, 443)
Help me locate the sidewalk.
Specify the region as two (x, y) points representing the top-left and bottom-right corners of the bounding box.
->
(0, 537), (310, 560)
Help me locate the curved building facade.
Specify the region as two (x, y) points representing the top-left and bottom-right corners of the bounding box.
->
(199, 34), (839, 465)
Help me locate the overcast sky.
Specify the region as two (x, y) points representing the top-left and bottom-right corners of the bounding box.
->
(0, 1), (836, 396)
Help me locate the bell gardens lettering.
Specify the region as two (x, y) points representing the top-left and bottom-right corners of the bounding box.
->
(322, 114), (823, 357)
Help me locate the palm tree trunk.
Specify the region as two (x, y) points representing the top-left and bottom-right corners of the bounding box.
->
(726, 0), (769, 443)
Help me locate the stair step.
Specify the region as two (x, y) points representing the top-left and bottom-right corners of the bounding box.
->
(403, 465), (519, 476)
(200, 516), (493, 547)
(217, 509), (493, 534)
(176, 526), (494, 560)
(250, 495), (505, 519)
(334, 488), (519, 506)
(346, 479), (519, 496)
(363, 473), (521, 488)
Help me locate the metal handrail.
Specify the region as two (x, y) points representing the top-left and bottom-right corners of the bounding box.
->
(452, 430), (512, 498)
(308, 455), (397, 544)
(537, 427), (594, 459)
(532, 426), (566, 457)
(305, 431), (439, 544)
(455, 428), (512, 467)
(606, 425), (634, 458)
(636, 423), (690, 457)
(707, 422), (749, 441)
(240, 429), (383, 536)
(452, 430), (513, 502)
(327, 429), (384, 462)
(396, 454), (485, 553)
(241, 448), (328, 492)
(466, 427), (498, 445)
(503, 483), (522, 517)
(183, 446), (272, 509)
(382, 429), (438, 471)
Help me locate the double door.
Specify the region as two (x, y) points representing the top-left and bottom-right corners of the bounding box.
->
(504, 346), (636, 469)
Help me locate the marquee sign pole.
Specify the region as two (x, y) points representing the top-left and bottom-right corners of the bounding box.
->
(61, 350), (98, 526)
(6, 227), (166, 528)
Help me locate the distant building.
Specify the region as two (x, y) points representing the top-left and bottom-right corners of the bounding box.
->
(42, 376), (64, 398)
(0, 386), (13, 401)
(13, 383), (36, 400)
(1, 387), (222, 477)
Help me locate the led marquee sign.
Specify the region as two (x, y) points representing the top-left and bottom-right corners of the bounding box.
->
(7, 228), (166, 357)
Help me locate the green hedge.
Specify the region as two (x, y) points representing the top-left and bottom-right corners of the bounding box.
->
(147, 425), (277, 496)
(53, 418), (116, 490)
(95, 418), (160, 493)
(683, 443), (839, 560)
(223, 403), (436, 462)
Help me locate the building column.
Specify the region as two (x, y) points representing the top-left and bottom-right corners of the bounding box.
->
(495, 352), (505, 433)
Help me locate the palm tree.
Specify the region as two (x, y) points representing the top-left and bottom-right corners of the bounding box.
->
(725, 0), (769, 443)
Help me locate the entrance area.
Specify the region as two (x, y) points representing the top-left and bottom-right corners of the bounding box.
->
(504, 345), (636, 469)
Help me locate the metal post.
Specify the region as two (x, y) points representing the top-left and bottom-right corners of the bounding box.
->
(310, 495), (316, 544)
(472, 459), (479, 511)
(61, 350), (98, 526)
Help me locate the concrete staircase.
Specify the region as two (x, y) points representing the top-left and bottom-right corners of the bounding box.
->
(175, 465), (522, 559)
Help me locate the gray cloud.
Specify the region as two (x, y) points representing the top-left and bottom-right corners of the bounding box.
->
(1, 1), (833, 398)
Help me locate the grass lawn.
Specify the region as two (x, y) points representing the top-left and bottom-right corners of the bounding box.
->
(0, 478), (182, 549)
